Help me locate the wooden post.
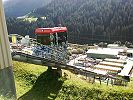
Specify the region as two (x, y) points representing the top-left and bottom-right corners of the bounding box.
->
(124, 81), (127, 87)
(0, 0), (16, 98)
(48, 66), (52, 71)
(88, 75), (91, 83)
(57, 67), (62, 77)
(85, 72), (87, 80)
(120, 80), (122, 86)
(99, 76), (101, 85)
(107, 77), (109, 86)
(111, 79), (113, 86)
(92, 75), (95, 84)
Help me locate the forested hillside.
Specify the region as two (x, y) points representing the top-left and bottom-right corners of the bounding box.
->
(6, 0), (133, 44)
(3, 0), (52, 17)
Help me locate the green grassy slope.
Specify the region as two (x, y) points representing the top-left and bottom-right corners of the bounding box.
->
(13, 61), (47, 98)
(13, 61), (133, 100)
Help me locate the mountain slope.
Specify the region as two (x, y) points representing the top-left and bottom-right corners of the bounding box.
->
(3, 0), (52, 17)
(29, 0), (133, 44)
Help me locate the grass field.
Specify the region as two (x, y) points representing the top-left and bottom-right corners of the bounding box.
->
(13, 61), (133, 100)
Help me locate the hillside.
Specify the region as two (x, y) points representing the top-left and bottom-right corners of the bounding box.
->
(3, 0), (52, 17)
(5, 0), (133, 44)
(13, 61), (133, 100)
(28, 0), (133, 44)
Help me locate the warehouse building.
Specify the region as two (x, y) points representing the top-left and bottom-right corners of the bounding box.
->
(86, 48), (122, 59)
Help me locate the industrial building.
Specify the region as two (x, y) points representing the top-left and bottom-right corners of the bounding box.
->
(87, 47), (133, 59)
(86, 48), (121, 59)
(68, 46), (133, 84)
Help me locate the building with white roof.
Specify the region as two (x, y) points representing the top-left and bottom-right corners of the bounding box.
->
(104, 58), (126, 64)
(94, 65), (121, 72)
(99, 61), (124, 68)
(86, 48), (123, 59)
(118, 59), (133, 76)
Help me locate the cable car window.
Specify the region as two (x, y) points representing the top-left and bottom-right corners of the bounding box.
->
(37, 35), (52, 45)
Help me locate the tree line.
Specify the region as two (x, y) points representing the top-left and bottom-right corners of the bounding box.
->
(6, 0), (133, 44)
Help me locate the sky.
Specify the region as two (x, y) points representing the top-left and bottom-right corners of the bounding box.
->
(2, 0), (8, 2)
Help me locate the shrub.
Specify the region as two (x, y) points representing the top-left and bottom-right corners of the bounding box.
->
(57, 84), (133, 100)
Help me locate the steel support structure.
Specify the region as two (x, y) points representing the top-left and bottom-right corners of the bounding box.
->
(0, 0), (16, 99)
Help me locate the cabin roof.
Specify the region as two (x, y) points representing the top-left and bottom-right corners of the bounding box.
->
(35, 27), (67, 35)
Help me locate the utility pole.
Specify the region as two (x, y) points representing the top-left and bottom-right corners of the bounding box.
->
(0, 0), (16, 99)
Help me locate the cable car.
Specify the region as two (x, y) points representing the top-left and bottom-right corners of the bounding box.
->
(35, 27), (68, 47)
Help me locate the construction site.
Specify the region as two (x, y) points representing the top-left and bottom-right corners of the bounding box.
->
(9, 31), (133, 86)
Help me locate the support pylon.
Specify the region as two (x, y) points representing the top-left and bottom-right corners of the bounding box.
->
(0, 0), (16, 99)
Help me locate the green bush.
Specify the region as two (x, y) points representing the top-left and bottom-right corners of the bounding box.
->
(57, 84), (133, 100)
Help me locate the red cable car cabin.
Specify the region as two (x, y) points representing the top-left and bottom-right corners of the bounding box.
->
(35, 27), (68, 46)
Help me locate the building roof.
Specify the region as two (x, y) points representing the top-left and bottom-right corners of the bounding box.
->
(35, 27), (67, 35)
(99, 61), (124, 68)
(95, 65), (121, 71)
(104, 58), (126, 64)
(86, 68), (107, 75)
(118, 59), (133, 76)
(127, 49), (133, 53)
(8, 34), (23, 38)
(87, 48), (122, 55)
(107, 44), (119, 47)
